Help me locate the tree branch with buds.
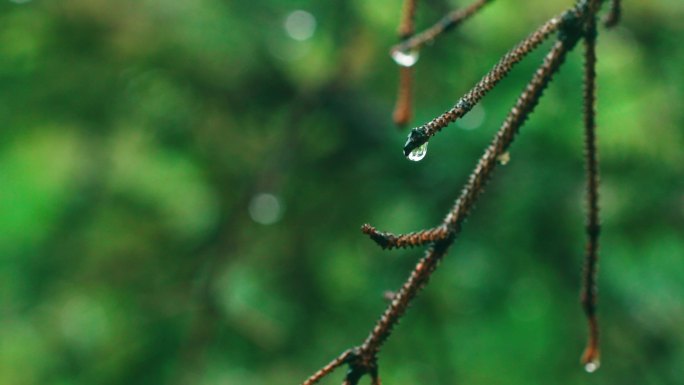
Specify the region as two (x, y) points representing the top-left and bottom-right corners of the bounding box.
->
(302, 1), (616, 383)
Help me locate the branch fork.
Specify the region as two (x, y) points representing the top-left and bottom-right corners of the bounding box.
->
(303, 0), (618, 383)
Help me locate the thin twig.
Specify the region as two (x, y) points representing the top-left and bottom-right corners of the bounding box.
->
(398, 0), (418, 39)
(392, 0), (494, 128)
(361, 224), (450, 249)
(392, 0), (493, 54)
(603, 0), (620, 28)
(393, 66), (414, 127)
(302, 1), (606, 383)
(441, 42), (579, 230)
(302, 349), (353, 385)
(367, 29), (581, 366)
(302, 17), (584, 385)
(403, 10), (567, 155)
(393, 0), (418, 127)
(580, 10), (601, 371)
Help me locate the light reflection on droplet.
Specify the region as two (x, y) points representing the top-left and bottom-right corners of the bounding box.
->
(10, 0), (31, 4)
(457, 104), (486, 130)
(391, 49), (419, 67)
(248, 193), (283, 225)
(284, 10), (317, 41)
(584, 360), (600, 373)
(407, 142), (428, 162)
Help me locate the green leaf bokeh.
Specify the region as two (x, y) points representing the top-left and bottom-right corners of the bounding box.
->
(1, 1), (683, 384)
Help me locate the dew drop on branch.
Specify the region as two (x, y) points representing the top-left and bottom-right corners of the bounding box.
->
(407, 142), (428, 162)
(584, 359), (600, 373)
(391, 49), (420, 67)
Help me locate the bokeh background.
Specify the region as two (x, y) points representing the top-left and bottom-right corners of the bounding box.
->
(1, 0), (683, 384)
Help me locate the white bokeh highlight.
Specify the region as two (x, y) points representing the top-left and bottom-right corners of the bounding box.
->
(284, 10), (317, 41)
(248, 193), (283, 225)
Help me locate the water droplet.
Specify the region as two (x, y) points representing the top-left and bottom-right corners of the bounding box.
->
(497, 151), (510, 165)
(584, 359), (600, 373)
(407, 142), (428, 161)
(391, 48), (419, 67)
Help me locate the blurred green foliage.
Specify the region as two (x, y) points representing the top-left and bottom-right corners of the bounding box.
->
(1, 1), (683, 384)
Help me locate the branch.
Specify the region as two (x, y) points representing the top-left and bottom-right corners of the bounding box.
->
(403, 7), (578, 155)
(397, 0), (418, 39)
(391, 0), (494, 55)
(393, 65), (415, 127)
(302, 349), (353, 385)
(580, 9), (601, 372)
(361, 224), (450, 249)
(300, 1), (617, 383)
(603, 0), (620, 28)
(392, 0), (418, 127)
(392, 0), (494, 128)
(303, 6), (587, 382)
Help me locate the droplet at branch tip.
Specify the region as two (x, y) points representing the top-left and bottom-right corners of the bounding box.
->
(403, 127), (429, 156)
(407, 142), (428, 161)
(584, 359), (600, 373)
(391, 48), (420, 67)
(581, 346), (600, 373)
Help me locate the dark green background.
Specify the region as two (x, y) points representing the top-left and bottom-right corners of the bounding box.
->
(1, 1), (682, 384)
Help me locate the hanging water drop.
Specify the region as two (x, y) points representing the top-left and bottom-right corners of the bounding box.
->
(584, 359), (600, 373)
(407, 142), (428, 161)
(391, 48), (420, 67)
(497, 151), (510, 165)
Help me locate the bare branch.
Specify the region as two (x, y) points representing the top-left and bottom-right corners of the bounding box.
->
(603, 0), (620, 28)
(398, 0), (418, 39)
(392, 0), (418, 127)
(393, 66), (414, 127)
(302, 349), (353, 385)
(580, 12), (601, 372)
(403, 8), (573, 155)
(365, 21), (582, 358)
(391, 0), (494, 54)
(361, 224), (450, 249)
(302, 1), (610, 383)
